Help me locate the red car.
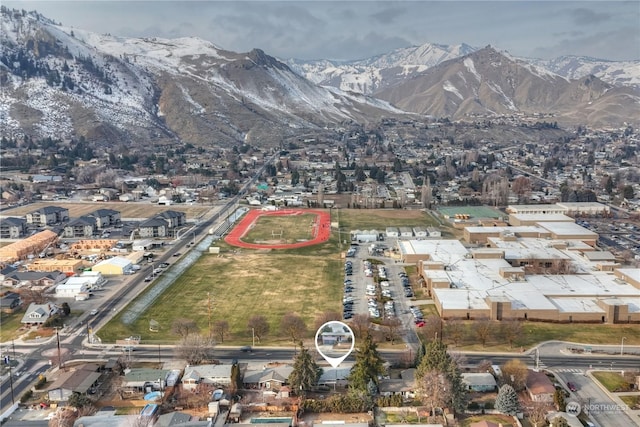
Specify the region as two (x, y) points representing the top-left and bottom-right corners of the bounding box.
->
(567, 382), (577, 392)
(415, 320), (425, 327)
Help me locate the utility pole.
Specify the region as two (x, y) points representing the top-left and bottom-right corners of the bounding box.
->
(54, 326), (64, 370)
(158, 344), (162, 365)
(8, 364), (15, 404)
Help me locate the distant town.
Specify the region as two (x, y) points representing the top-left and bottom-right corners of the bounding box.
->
(1, 116), (639, 427)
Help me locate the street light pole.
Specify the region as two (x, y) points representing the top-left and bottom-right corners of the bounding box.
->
(8, 364), (15, 404)
(621, 336), (626, 356)
(252, 328), (255, 347)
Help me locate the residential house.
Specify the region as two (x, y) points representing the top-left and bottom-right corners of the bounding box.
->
(461, 373), (497, 392)
(157, 210), (187, 229)
(242, 366), (293, 391)
(47, 363), (102, 401)
(0, 217), (27, 238)
(526, 370), (555, 402)
(138, 218), (169, 238)
(2, 271), (65, 290)
(121, 368), (169, 392)
(155, 412), (211, 427)
(21, 302), (58, 326)
(26, 206), (69, 226)
(88, 209), (121, 229)
(378, 368), (416, 399)
(182, 364), (233, 391)
(0, 291), (22, 313)
(63, 217), (97, 238)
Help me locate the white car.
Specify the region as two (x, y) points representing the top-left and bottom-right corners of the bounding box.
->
(89, 309), (99, 316)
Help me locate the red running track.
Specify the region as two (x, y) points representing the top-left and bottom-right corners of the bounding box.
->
(224, 209), (331, 249)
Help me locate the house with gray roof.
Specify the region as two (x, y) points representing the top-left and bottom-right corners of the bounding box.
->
(182, 364), (233, 391)
(21, 302), (58, 325)
(121, 368), (170, 391)
(47, 363), (102, 401)
(88, 209), (121, 229)
(0, 217), (27, 238)
(139, 218), (169, 238)
(26, 206), (69, 226)
(157, 210), (187, 228)
(242, 366), (293, 390)
(461, 372), (497, 392)
(2, 271), (65, 290)
(63, 216), (97, 238)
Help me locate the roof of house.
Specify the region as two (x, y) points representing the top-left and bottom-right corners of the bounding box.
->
(67, 216), (97, 226)
(89, 209), (120, 217)
(47, 367), (101, 394)
(123, 368), (170, 383)
(0, 217), (26, 226)
(156, 412), (192, 427)
(243, 366), (293, 384)
(21, 302), (56, 323)
(31, 206), (68, 214)
(139, 218), (169, 227)
(461, 373), (498, 387)
(184, 364), (232, 381)
(526, 370), (555, 395)
(158, 210), (186, 219)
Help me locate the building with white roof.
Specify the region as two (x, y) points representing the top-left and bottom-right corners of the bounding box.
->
(412, 233), (640, 323)
(91, 256), (133, 275)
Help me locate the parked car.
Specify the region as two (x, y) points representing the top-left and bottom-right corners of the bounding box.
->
(89, 309), (98, 316)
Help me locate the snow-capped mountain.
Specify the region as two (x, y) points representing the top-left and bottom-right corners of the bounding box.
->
(529, 55), (640, 89)
(0, 7), (407, 147)
(285, 43), (477, 95)
(374, 46), (640, 126)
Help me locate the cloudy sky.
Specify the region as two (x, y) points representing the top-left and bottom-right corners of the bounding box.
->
(5, 1), (640, 61)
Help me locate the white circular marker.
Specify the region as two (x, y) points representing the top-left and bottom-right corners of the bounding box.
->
(314, 321), (355, 368)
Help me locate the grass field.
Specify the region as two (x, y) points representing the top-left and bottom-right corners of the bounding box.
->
(448, 322), (639, 351)
(243, 213), (316, 243)
(591, 371), (631, 392)
(1, 201), (211, 220)
(0, 312), (24, 342)
(98, 250), (343, 344)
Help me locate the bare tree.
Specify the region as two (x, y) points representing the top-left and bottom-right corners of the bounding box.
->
(212, 320), (230, 343)
(512, 176), (532, 202)
(313, 311), (342, 331)
(472, 318), (493, 347)
(380, 318), (402, 345)
(175, 333), (216, 365)
(477, 359), (493, 374)
(349, 313), (370, 339)
(528, 400), (553, 427)
(444, 318), (465, 347)
(18, 288), (47, 305)
(421, 315), (443, 341)
(247, 315), (269, 343)
(417, 369), (452, 421)
(280, 312), (307, 344)
(171, 318), (199, 339)
(500, 319), (522, 349)
(501, 359), (529, 391)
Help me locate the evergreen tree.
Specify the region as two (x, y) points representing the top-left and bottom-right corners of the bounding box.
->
(416, 340), (467, 413)
(495, 384), (520, 415)
(347, 332), (385, 391)
(288, 343), (322, 396)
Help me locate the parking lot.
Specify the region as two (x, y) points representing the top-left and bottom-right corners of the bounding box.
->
(342, 240), (422, 345)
